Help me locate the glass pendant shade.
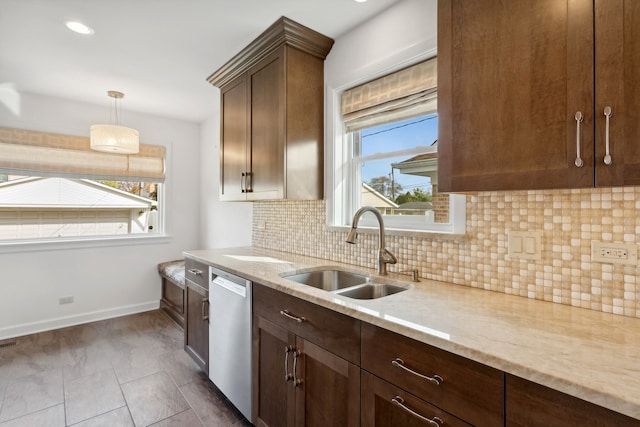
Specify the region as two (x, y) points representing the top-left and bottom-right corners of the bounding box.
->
(90, 124), (139, 153)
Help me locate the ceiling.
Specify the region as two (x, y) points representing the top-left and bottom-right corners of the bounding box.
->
(0, 0), (401, 124)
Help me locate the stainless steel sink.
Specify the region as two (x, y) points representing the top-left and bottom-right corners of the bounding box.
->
(334, 283), (408, 300)
(280, 267), (410, 299)
(280, 268), (370, 291)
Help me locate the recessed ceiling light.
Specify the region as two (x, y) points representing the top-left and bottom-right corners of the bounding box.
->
(355, 0), (368, 2)
(65, 21), (94, 35)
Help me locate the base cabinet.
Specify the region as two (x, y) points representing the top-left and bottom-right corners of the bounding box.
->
(361, 371), (471, 427)
(252, 284), (360, 427)
(505, 374), (640, 427)
(184, 258), (209, 374)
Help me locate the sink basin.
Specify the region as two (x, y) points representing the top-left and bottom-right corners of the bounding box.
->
(281, 267), (410, 300)
(335, 283), (408, 300)
(280, 268), (370, 291)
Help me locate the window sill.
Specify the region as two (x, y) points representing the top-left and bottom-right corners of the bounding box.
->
(0, 234), (172, 254)
(327, 225), (466, 242)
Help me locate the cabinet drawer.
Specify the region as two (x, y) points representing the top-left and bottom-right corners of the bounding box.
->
(185, 258), (208, 288)
(361, 323), (503, 426)
(253, 284), (360, 364)
(506, 374), (640, 427)
(362, 371), (472, 427)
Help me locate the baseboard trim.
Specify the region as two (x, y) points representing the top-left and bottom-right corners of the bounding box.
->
(0, 301), (160, 340)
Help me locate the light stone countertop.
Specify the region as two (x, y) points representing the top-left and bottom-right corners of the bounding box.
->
(184, 246), (640, 420)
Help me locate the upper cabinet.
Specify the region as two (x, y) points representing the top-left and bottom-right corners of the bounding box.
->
(208, 17), (334, 201)
(438, 0), (640, 192)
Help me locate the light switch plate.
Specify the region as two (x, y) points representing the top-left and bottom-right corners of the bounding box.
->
(507, 230), (542, 260)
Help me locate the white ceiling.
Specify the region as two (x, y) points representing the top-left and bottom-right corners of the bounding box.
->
(0, 0), (401, 123)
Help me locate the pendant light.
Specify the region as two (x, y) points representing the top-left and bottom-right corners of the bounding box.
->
(90, 90), (139, 154)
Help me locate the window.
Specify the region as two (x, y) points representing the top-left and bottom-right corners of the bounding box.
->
(328, 57), (465, 234)
(0, 126), (165, 242)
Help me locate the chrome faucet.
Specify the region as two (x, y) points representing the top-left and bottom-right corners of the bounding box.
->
(346, 206), (398, 275)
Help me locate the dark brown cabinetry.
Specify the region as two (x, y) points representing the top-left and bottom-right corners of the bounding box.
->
(184, 257), (209, 374)
(506, 374), (640, 426)
(361, 371), (472, 427)
(208, 17), (333, 201)
(438, 0), (640, 192)
(361, 323), (504, 426)
(252, 284), (360, 427)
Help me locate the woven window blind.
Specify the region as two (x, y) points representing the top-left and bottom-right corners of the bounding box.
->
(341, 57), (437, 132)
(0, 127), (165, 182)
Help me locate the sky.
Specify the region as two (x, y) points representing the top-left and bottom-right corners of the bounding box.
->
(360, 114), (438, 195)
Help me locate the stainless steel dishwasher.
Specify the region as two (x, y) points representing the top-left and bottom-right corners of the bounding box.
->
(208, 266), (252, 422)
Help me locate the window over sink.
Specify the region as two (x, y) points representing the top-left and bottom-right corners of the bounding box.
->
(326, 56), (466, 234)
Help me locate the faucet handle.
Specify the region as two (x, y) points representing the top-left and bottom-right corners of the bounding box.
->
(399, 269), (420, 282)
(382, 248), (398, 264)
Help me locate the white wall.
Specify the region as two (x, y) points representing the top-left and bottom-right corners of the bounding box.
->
(200, 89), (253, 249)
(0, 92), (202, 339)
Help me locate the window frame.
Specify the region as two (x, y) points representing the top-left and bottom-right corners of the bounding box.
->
(0, 128), (171, 252)
(325, 55), (466, 236)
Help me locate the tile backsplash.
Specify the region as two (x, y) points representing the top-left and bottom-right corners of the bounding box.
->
(252, 188), (640, 319)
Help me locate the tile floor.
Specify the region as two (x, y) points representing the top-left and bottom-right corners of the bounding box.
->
(0, 310), (252, 426)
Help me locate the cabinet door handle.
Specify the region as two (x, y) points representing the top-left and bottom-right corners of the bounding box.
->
(188, 268), (203, 276)
(280, 310), (306, 323)
(574, 111), (584, 168)
(201, 297), (209, 321)
(604, 106), (612, 165)
(241, 172), (246, 193)
(284, 345), (293, 382)
(245, 171), (253, 193)
(392, 358), (443, 385)
(292, 349), (302, 387)
(391, 396), (443, 426)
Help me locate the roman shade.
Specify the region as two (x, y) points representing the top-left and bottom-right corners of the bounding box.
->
(341, 57), (437, 132)
(0, 127), (165, 182)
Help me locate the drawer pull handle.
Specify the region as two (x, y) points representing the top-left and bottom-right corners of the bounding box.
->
(392, 358), (443, 385)
(391, 396), (443, 426)
(604, 106), (612, 165)
(292, 349), (302, 387)
(280, 310), (306, 323)
(284, 345), (293, 382)
(188, 268), (204, 276)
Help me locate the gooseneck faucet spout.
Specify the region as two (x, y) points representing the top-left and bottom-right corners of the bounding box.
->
(346, 206), (398, 275)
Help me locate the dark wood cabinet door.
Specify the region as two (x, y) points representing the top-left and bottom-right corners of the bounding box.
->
(438, 0), (594, 192)
(294, 338), (360, 427)
(184, 279), (209, 374)
(248, 49), (285, 200)
(506, 374), (640, 426)
(253, 316), (296, 427)
(595, 0), (640, 186)
(361, 371), (472, 427)
(219, 75), (249, 201)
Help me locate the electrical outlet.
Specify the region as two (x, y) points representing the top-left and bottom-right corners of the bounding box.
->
(59, 296), (74, 305)
(591, 241), (638, 265)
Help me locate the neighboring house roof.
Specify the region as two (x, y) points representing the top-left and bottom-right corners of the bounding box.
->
(391, 141), (438, 180)
(0, 177), (156, 209)
(362, 182), (399, 208)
